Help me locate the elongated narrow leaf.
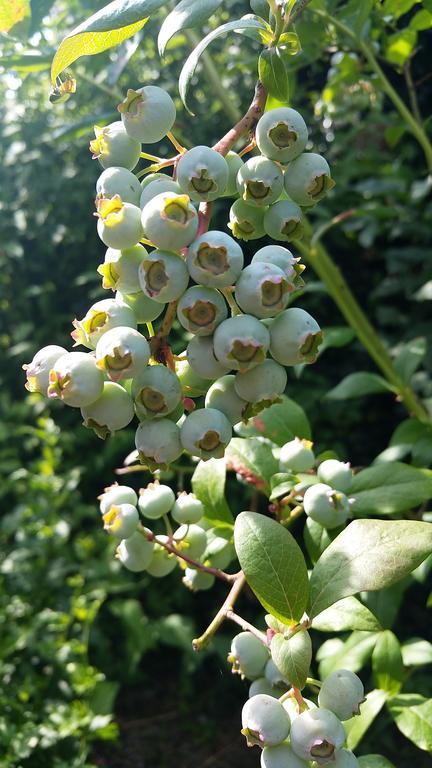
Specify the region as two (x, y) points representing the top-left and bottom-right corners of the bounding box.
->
(234, 511), (309, 623)
(192, 458), (233, 527)
(388, 694), (432, 751)
(372, 630), (404, 695)
(158, 0), (223, 55)
(309, 519), (432, 618)
(325, 372), (394, 400)
(51, 0), (167, 83)
(312, 596), (382, 632)
(179, 16), (267, 113)
(344, 689), (387, 750)
(350, 462), (432, 516)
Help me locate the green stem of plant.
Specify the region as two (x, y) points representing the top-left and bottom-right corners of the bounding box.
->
(306, 677), (322, 689)
(192, 571), (246, 651)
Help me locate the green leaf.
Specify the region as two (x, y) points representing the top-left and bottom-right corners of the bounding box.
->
(191, 458), (233, 528)
(234, 511), (309, 624)
(312, 596), (382, 632)
(387, 694), (432, 751)
(358, 757), (396, 768)
(382, 0), (419, 20)
(350, 462), (432, 516)
(344, 689), (387, 750)
(270, 630), (312, 689)
(0, 0), (30, 34)
(158, 0), (223, 56)
(303, 517), (341, 565)
(269, 473), (297, 501)
(385, 29), (417, 68)
(361, 580), (409, 630)
(319, 326), (356, 355)
(317, 631), (378, 678)
(0, 52), (51, 72)
(225, 437), (279, 495)
(277, 31), (301, 54)
(179, 16), (267, 113)
(393, 337), (426, 382)
(372, 630), (404, 695)
(325, 372), (395, 401)
(236, 395), (311, 445)
(51, 0), (165, 83)
(258, 48), (290, 102)
(410, 8), (432, 29)
(401, 638), (432, 666)
(309, 519), (432, 618)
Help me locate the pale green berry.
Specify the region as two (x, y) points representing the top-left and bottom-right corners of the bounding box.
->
(141, 192), (198, 250)
(249, 679), (279, 699)
(290, 708), (345, 764)
(135, 418), (183, 468)
(269, 307), (322, 366)
(283, 698), (317, 722)
(256, 108), (308, 164)
(102, 502), (139, 538)
(96, 166), (141, 206)
(264, 200), (305, 242)
(222, 150), (244, 196)
(237, 156), (284, 207)
(261, 743), (309, 768)
(47, 352), (104, 408)
(138, 250), (189, 302)
(173, 523), (207, 559)
(228, 199), (266, 240)
(205, 375), (247, 425)
(228, 632), (270, 679)
(213, 315), (270, 372)
(235, 359), (287, 404)
(116, 289), (164, 324)
(99, 484), (138, 515)
(180, 408), (232, 460)
(90, 121), (141, 171)
(252, 245), (301, 281)
(203, 530), (235, 569)
(175, 356), (210, 397)
(118, 85), (176, 142)
(95, 326), (150, 381)
(171, 492), (204, 524)
(177, 286), (228, 336)
(81, 381), (134, 437)
(279, 438), (315, 473)
(183, 567), (215, 591)
(132, 364), (182, 420)
(187, 230), (244, 288)
(241, 694), (290, 747)
(284, 153), (335, 207)
(186, 335), (231, 380)
(96, 196), (143, 250)
(116, 530), (154, 572)
(71, 298), (136, 349)
(98, 244), (147, 294)
(166, 399), (185, 424)
(138, 482), (175, 519)
(177, 145), (229, 202)
(235, 262), (291, 319)
(317, 460), (353, 493)
(329, 749), (360, 767)
(23, 345), (67, 394)
(139, 178), (182, 210)
(265, 658), (290, 688)
(303, 483), (350, 529)
(146, 535), (178, 577)
(318, 670), (364, 721)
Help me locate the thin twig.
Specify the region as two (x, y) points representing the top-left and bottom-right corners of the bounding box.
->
(192, 572), (246, 650)
(404, 55), (422, 125)
(212, 81), (267, 157)
(225, 610), (268, 645)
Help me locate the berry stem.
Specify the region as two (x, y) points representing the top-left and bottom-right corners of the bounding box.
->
(221, 287), (242, 316)
(192, 571), (246, 651)
(197, 202), (213, 236)
(212, 81), (267, 157)
(306, 677), (322, 689)
(146, 321), (155, 337)
(166, 131), (187, 154)
(140, 151), (162, 162)
(225, 610), (268, 646)
(158, 300), (179, 339)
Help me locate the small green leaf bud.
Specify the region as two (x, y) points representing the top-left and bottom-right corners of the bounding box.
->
(117, 85), (176, 143)
(90, 121), (141, 171)
(177, 145), (229, 202)
(317, 459), (353, 493)
(284, 153), (335, 207)
(256, 108), (308, 164)
(81, 381), (134, 437)
(241, 694), (290, 747)
(279, 438), (315, 473)
(138, 482), (175, 519)
(318, 670), (365, 721)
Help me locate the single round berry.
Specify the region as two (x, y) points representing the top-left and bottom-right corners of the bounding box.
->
(132, 364), (182, 420)
(177, 286), (228, 336)
(171, 492), (204, 525)
(116, 530), (154, 572)
(23, 345), (67, 395)
(249, 679), (279, 699)
(187, 230), (244, 288)
(183, 567), (215, 591)
(279, 438), (315, 473)
(175, 356), (210, 397)
(282, 698), (317, 722)
(96, 196), (143, 250)
(186, 335), (232, 380)
(99, 484), (138, 515)
(138, 250), (189, 302)
(138, 482), (175, 519)
(90, 121), (141, 170)
(235, 262), (291, 319)
(331, 749), (360, 767)
(180, 407), (232, 460)
(203, 530), (235, 569)
(236, 156), (284, 207)
(135, 418), (183, 469)
(141, 192), (198, 251)
(139, 177), (182, 210)
(205, 375), (247, 425)
(117, 85), (176, 142)
(96, 166), (141, 206)
(264, 658), (290, 688)
(269, 307), (322, 366)
(177, 145), (229, 202)
(146, 535), (178, 577)
(47, 352), (104, 408)
(234, 359), (287, 404)
(95, 326), (150, 381)
(222, 150), (244, 196)
(81, 381), (134, 437)
(252, 245), (299, 280)
(256, 108), (308, 164)
(290, 708), (345, 764)
(303, 483), (350, 529)
(116, 289), (165, 324)
(261, 743), (309, 768)
(98, 244), (147, 294)
(228, 631), (270, 679)
(317, 460), (353, 493)
(71, 298), (136, 349)
(318, 670), (365, 721)
(213, 314), (270, 372)
(264, 200), (305, 242)
(241, 694), (291, 747)
(228, 199), (266, 241)
(173, 523), (208, 559)
(284, 153), (335, 207)
(102, 502), (139, 539)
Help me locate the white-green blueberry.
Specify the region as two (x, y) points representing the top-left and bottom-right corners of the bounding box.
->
(175, 356), (209, 397)
(256, 108), (308, 164)
(317, 459), (353, 493)
(98, 244), (147, 294)
(138, 250), (189, 303)
(47, 351), (104, 408)
(213, 314), (270, 372)
(303, 483), (350, 529)
(234, 359), (287, 404)
(23, 345), (67, 394)
(171, 492), (204, 524)
(135, 418), (183, 468)
(290, 708), (345, 764)
(71, 298), (137, 349)
(228, 199), (266, 240)
(132, 364), (182, 419)
(182, 567), (215, 591)
(177, 145), (229, 202)
(102, 502), (139, 538)
(81, 381), (134, 437)
(283, 697), (317, 722)
(249, 678), (279, 699)
(139, 177), (182, 210)
(205, 375), (247, 425)
(96, 166), (141, 206)
(235, 262), (291, 319)
(264, 200), (305, 242)
(279, 438), (315, 473)
(90, 121), (141, 171)
(318, 670), (365, 721)
(95, 326), (150, 381)
(96, 196), (143, 250)
(203, 530), (235, 569)
(264, 658), (290, 688)
(117, 85), (176, 143)
(146, 535), (177, 577)
(261, 743), (309, 768)
(177, 286), (228, 336)
(180, 407), (232, 460)
(222, 150), (244, 196)
(138, 482), (175, 519)
(116, 530), (154, 572)
(327, 749), (360, 767)
(141, 192), (198, 250)
(241, 694), (291, 747)
(228, 631), (270, 679)
(284, 153), (335, 207)
(99, 484), (138, 515)
(173, 523), (207, 559)
(186, 230), (244, 288)
(269, 307), (322, 366)
(236, 156), (284, 207)
(186, 335), (231, 380)
(252, 245), (300, 280)
(116, 289), (164, 324)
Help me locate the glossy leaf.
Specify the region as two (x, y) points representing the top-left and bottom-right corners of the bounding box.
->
(401, 638), (432, 666)
(344, 690), (387, 750)
(350, 462), (432, 516)
(312, 596), (382, 632)
(271, 630), (312, 689)
(388, 695), (432, 751)
(317, 631), (378, 679)
(258, 48), (289, 102)
(158, 0), (223, 55)
(225, 437), (279, 495)
(325, 372), (394, 401)
(236, 395), (311, 444)
(372, 630), (404, 695)
(191, 458), (233, 527)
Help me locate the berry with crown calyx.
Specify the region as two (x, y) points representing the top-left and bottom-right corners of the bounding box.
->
(139, 177), (182, 210)
(96, 166), (141, 206)
(180, 407), (232, 460)
(234, 359), (287, 404)
(177, 145), (229, 202)
(117, 85), (176, 143)
(183, 567), (215, 591)
(279, 437), (315, 473)
(173, 523), (208, 560)
(171, 492), (204, 525)
(213, 314), (270, 372)
(228, 631), (270, 680)
(141, 192), (199, 251)
(138, 482), (175, 519)
(303, 483), (351, 529)
(317, 459), (353, 493)
(186, 335), (232, 380)
(235, 262), (292, 319)
(290, 708), (345, 764)
(264, 200), (305, 242)
(95, 326), (150, 381)
(81, 381), (134, 438)
(241, 694), (291, 747)
(132, 364), (182, 420)
(256, 108), (308, 164)
(252, 245), (305, 285)
(71, 298), (136, 349)
(116, 530), (154, 572)
(90, 121), (141, 170)
(269, 307), (322, 366)
(47, 351), (104, 408)
(98, 244), (147, 294)
(96, 195), (143, 250)
(177, 286), (228, 336)
(318, 670), (365, 721)
(23, 345), (67, 395)
(205, 374), (248, 425)
(116, 289), (164, 324)
(138, 250), (189, 303)
(236, 156), (284, 207)
(146, 535), (178, 577)
(102, 502), (139, 539)
(99, 483), (138, 515)
(228, 198), (266, 241)
(187, 230), (244, 288)
(135, 418), (183, 469)
(284, 153), (335, 207)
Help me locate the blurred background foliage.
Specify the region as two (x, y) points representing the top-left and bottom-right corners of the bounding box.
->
(0, 0), (431, 765)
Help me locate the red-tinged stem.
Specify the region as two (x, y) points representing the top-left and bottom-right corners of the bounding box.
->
(225, 610), (268, 645)
(212, 81), (267, 157)
(197, 201), (213, 236)
(192, 572), (247, 651)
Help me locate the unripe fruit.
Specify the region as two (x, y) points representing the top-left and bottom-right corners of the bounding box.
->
(205, 375), (247, 425)
(98, 244), (147, 294)
(222, 150), (244, 196)
(236, 156), (284, 207)
(256, 108), (308, 164)
(102, 502), (139, 539)
(171, 492), (204, 524)
(241, 694), (290, 747)
(138, 482), (175, 519)
(177, 145), (229, 202)
(228, 632), (270, 679)
(186, 335), (231, 380)
(228, 199), (266, 241)
(138, 250), (189, 303)
(187, 230), (244, 288)
(146, 535), (177, 577)
(90, 121), (141, 171)
(71, 298), (136, 349)
(284, 153), (335, 207)
(116, 530), (154, 572)
(264, 200), (304, 242)
(234, 359), (287, 404)
(317, 459), (353, 493)
(117, 85), (176, 142)
(139, 177), (182, 210)
(279, 438), (315, 473)
(81, 381), (134, 437)
(96, 166), (141, 206)
(132, 364), (182, 420)
(23, 345), (67, 394)
(290, 708), (345, 764)
(203, 530), (235, 569)
(318, 670), (365, 721)
(329, 749), (360, 767)
(180, 408), (232, 460)
(175, 356), (210, 397)
(95, 326), (150, 381)
(47, 352), (104, 408)
(303, 483), (350, 529)
(183, 567), (215, 591)
(269, 307), (322, 366)
(261, 743), (309, 768)
(235, 262), (291, 319)
(116, 289), (164, 324)
(213, 315), (270, 372)
(177, 286), (228, 336)
(252, 245), (300, 281)
(264, 658), (290, 688)
(141, 192), (198, 250)
(96, 196), (143, 250)
(173, 523), (207, 559)
(99, 484), (138, 515)
(135, 418), (183, 468)
(282, 697), (317, 722)
(249, 678), (279, 699)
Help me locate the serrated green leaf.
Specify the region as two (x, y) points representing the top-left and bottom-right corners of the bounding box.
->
(191, 458), (233, 528)
(387, 694), (432, 751)
(234, 511), (309, 623)
(271, 630), (312, 689)
(344, 689), (387, 750)
(325, 372), (395, 401)
(309, 519), (432, 618)
(258, 48), (289, 102)
(226, 437), (279, 495)
(401, 638), (432, 666)
(158, 0), (223, 56)
(358, 756), (396, 768)
(236, 395), (311, 445)
(372, 630), (404, 695)
(350, 462), (432, 516)
(312, 596), (382, 632)
(317, 631), (378, 678)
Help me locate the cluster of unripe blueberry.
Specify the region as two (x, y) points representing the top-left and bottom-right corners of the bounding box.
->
(229, 630), (364, 766)
(23, 84), (331, 470)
